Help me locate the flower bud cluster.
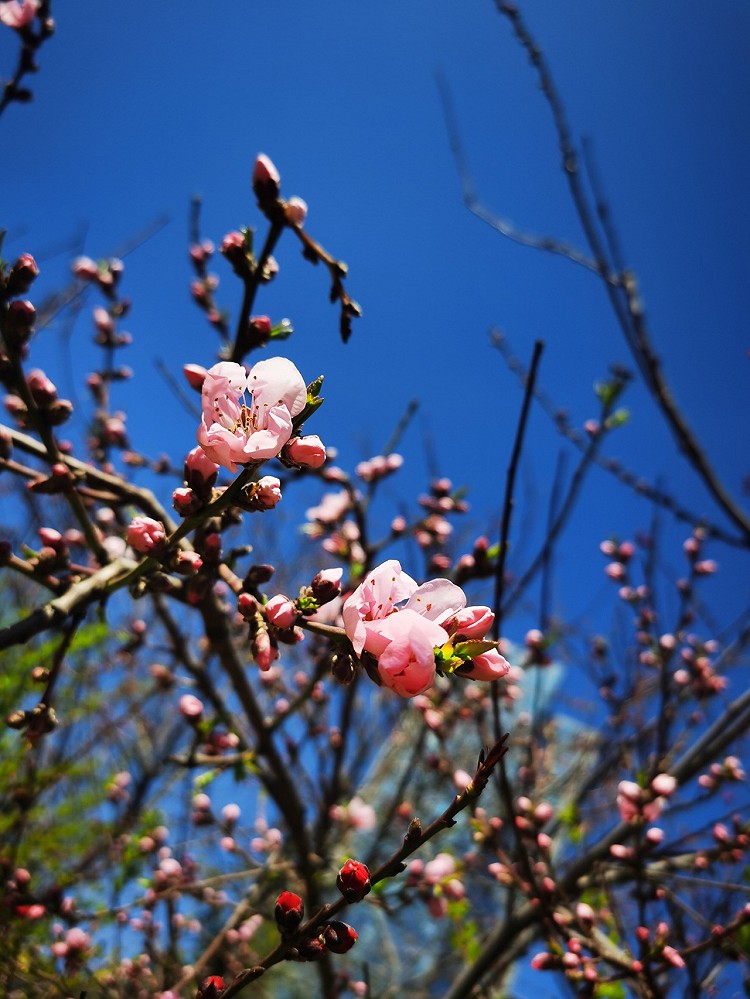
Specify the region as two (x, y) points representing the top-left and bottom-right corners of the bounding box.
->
(355, 452), (402, 484)
(406, 852), (465, 919)
(273, 888), (358, 960)
(672, 636), (726, 699)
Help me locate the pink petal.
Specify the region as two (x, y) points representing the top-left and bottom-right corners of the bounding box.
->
(249, 357), (307, 418)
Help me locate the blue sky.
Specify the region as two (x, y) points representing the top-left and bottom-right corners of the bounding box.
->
(2, 0), (749, 638)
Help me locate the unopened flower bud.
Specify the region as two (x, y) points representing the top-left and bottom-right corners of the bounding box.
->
(274, 890), (304, 933)
(7, 253), (39, 295)
(284, 196), (308, 227)
(265, 594), (298, 629)
(323, 920), (358, 954)
(71, 256), (99, 280)
(183, 363), (208, 392)
(179, 693), (204, 720)
(310, 567), (343, 605)
(336, 859), (371, 902)
(127, 516), (167, 555)
(4, 299), (36, 344)
(254, 475), (282, 510)
(283, 434), (327, 469)
(253, 153), (281, 198)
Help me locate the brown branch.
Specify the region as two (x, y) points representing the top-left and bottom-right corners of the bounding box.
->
(219, 735), (510, 999)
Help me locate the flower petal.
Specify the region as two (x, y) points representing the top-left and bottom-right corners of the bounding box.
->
(403, 578), (466, 625)
(249, 357), (307, 418)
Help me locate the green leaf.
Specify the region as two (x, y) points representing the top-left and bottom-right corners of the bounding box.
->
(605, 407), (630, 429)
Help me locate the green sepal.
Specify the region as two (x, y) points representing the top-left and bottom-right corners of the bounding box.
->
(292, 376), (325, 430)
(453, 640), (498, 660)
(297, 594), (319, 614)
(434, 643), (464, 674)
(269, 318), (293, 340)
(240, 226), (255, 257)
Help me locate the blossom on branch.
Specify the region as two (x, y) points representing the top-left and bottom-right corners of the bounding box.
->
(196, 358), (307, 472)
(0, 0), (38, 29)
(342, 560), (510, 697)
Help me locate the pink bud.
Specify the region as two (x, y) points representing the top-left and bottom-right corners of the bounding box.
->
(605, 562), (626, 581)
(175, 550), (203, 575)
(27, 368), (57, 404)
(127, 516), (166, 554)
(284, 434), (327, 469)
(220, 230), (245, 256)
(185, 445), (219, 492)
(7, 252), (39, 294)
(222, 803), (241, 824)
(661, 945), (685, 969)
(253, 153), (280, 188)
(694, 559), (718, 575)
(253, 630), (278, 671)
(265, 594), (298, 629)
(71, 255), (99, 280)
(93, 306), (114, 334)
(183, 363), (208, 391)
(179, 694), (204, 720)
(448, 605), (494, 639)
(609, 844), (635, 859)
(255, 475), (282, 509)
(284, 196), (308, 227)
(651, 773), (677, 797)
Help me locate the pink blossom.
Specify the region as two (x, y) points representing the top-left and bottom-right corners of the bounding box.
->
(342, 560), (420, 656)
(343, 560), (507, 695)
(423, 853), (456, 885)
(0, 0), (39, 29)
(370, 610), (447, 697)
(284, 434), (326, 468)
(306, 489), (350, 524)
(197, 358), (306, 472)
(127, 516), (167, 554)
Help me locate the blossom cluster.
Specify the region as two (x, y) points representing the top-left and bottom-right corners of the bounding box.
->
(342, 560), (510, 697)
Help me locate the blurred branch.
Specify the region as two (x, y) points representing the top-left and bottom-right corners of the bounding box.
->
(0, 1), (54, 120)
(491, 328), (748, 548)
(448, 2), (750, 544)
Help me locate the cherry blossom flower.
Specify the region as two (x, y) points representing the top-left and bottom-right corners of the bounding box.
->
(197, 358), (307, 472)
(0, 0), (38, 29)
(342, 560), (509, 696)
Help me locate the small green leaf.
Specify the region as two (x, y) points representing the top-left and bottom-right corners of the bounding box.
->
(605, 407), (630, 429)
